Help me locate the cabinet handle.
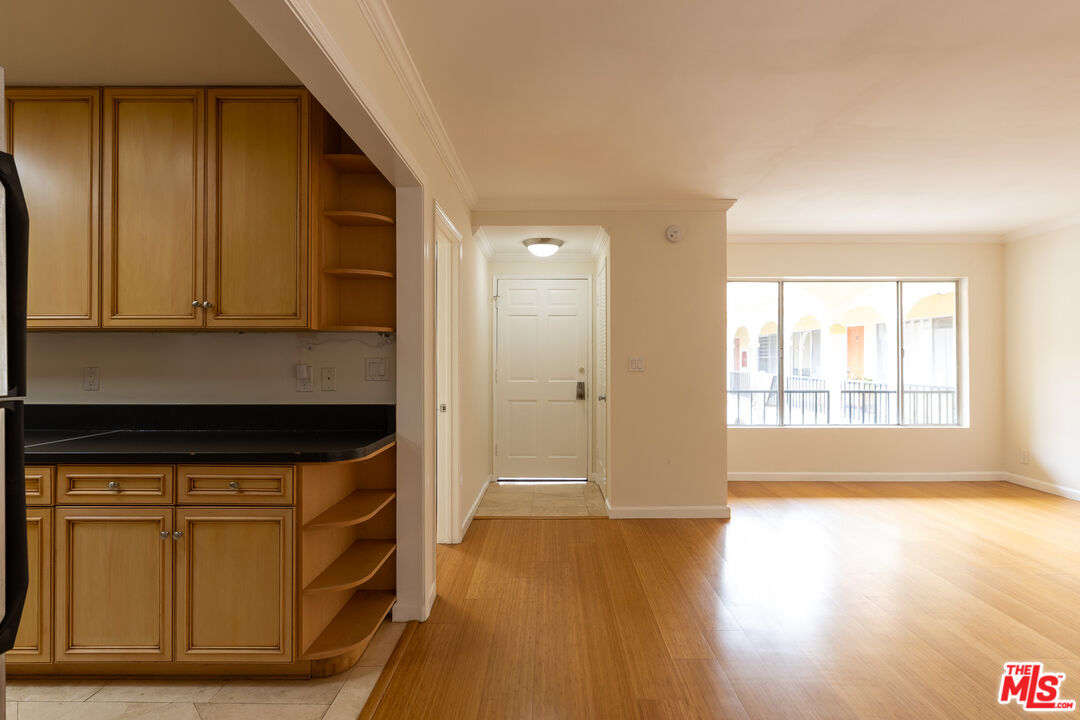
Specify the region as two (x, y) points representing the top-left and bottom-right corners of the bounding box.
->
(173, 530), (184, 540)
(202, 301), (213, 309)
(159, 531), (169, 540)
(107, 481), (120, 491)
(228, 481), (240, 491)
(192, 300), (200, 307)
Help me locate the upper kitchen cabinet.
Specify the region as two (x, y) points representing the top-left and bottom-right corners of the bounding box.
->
(5, 89), (101, 328)
(103, 89), (205, 328)
(206, 89), (309, 328)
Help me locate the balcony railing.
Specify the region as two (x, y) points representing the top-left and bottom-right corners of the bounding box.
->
(728, 373), (957, 425)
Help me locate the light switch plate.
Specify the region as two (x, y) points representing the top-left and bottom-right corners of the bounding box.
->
(296, 364), (313, 392)
(83, 367), (100, 391)
(365, 357), (390, 382)
(628, 357), (645, 372)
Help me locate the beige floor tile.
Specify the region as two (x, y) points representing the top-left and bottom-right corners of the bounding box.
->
(320, 667), (381, 720)
(18, 701), (199, 720)
(586, 498), (609, 516)
(532, 484), (585, 498)
(195, 704), (328, 720)
(90, 680), (223, 704)
(6, 701), (17, 720)
(356, 621), (406, 667)
(530, 496), (589, 516)
(208, 677), (345, 705)
(475, 493), (534, 516)
(7, 680), (104, 702)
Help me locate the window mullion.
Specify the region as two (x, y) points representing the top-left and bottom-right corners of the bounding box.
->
(778, 281), (785, 427)
(897, 281), (904, 426)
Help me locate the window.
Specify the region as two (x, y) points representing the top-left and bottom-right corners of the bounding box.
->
(727, 280), (960, 426)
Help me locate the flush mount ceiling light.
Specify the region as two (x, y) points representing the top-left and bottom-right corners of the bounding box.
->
(523, 237), (564, 257)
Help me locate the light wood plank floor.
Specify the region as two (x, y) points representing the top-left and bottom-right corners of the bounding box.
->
(375, 482), (1080, 719)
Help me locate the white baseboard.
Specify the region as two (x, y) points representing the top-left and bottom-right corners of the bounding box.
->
(728, 471), (1004, 483)
(392, 578), (437, 622)
(608, 505), (731, 519)
(1003, 472), (1080, 502)
(459, 475), (492, 540)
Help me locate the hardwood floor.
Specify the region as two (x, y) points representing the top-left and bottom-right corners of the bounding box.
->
(374, 482), (1080, 719)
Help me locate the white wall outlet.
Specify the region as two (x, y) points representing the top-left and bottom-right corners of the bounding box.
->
(366, 357), (390, 381)
(1020, 448), (1030, 465)
(82, 367), (100, 391)
(295, 363), (313, 392)
(320, 367), (336, 391)
(628, 356), (645, 372)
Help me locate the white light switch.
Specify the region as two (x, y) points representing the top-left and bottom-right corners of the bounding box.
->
(296, 364), (313, 392)
(83, 367), (100, 391)
(366, 357), (390, 381)
(628, 357), (645, 372)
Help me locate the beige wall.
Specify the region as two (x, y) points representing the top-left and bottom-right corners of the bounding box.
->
(27, 332), (394, 405)
(1003, 226), (1080, 500)
(458, 236), (493, 530)
(727, 239), (1004, 478)
(475, 209), (731, 517)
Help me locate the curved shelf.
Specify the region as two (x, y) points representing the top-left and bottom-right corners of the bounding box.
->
(325, 153), (377, 173)
(322, 268), (395, 279)
(305, 540), (396, 594)
(304, 490), (395, 530)
(323, 210), (395, 227)
(303, 590), (395, 660)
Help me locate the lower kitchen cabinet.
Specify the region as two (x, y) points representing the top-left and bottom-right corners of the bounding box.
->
(54, 507), (173, 662)
(175, 507), (293, 662)
(12, 508), (53, 662)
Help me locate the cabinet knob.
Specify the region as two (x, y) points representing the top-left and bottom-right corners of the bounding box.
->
(159, 531), (169, 540)
(228, 481), (240, 491)
(173, 530), (184, 540)
(192, 300), (200, 307)
(107, 481), (120, 491)
(202, 301), (213, 309)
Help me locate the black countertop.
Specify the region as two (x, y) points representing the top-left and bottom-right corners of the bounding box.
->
(23, 404), (395, 464)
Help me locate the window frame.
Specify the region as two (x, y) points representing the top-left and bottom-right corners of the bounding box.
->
(727, 278), (962, 428)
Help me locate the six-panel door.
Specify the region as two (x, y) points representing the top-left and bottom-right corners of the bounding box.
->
(175, 507), (294, 662)
(55, 507), (174, 661)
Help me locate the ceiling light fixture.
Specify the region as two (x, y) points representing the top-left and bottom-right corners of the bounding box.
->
(523, 237), (564, 257)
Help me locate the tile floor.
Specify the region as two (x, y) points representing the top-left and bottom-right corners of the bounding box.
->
(5, 620), (406, 720)
(474, 480), (607, 517)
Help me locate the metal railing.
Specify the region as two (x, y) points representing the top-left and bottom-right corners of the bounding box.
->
(727, 388), (830, 425)
(841, 380), (893, 424)
(904, 385), (957, 425)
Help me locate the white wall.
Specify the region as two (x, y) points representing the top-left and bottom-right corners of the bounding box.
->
(27, 332), (394, 404)
(1003, 226), (1080, 500)
(457, 239), (492, 533)
(475, 208), (732, 518)
(727, 238), (1004, 479)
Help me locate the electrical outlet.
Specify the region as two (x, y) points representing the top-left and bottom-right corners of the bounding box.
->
(295, 364), (313, 392)
(1020, 448), (1030, 465)
(320, 367), (336, 391)
(83, 367), (100, 391)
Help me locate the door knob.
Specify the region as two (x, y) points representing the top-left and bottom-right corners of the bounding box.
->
(598, 394), (607, 402)
(228, 481), (240, 490)
(160, 531), (169, 540)
(173, 530), (184, 540)
(107, 481), (120, 491)
(202, 301), (213, 309)
(192, 300), (200, 307)
(576, 381), (586, 400)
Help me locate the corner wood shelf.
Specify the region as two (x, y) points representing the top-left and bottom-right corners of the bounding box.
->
(302, 590), (396, 660)
(323, 210), (395, 227)
(304, 540), (396, 594)
(304, 490), (395, 530)
(322, 268), (394, 279)
(324, 153), (378, 173)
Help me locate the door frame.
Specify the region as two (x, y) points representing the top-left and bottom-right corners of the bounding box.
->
(492, 274), (593, 481)
(435, 204), (462, 543)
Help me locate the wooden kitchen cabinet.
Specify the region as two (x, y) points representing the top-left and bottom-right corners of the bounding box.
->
(103, 89), (205, 327)
(5, 89), (100, 327)
(175, 507), (294, 662)
(54, 507), (174, 662)
(206, 89), (309, 328)
(11, 508), (53, 663)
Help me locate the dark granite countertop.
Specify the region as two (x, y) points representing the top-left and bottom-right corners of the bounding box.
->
(23, 404), (395, 464)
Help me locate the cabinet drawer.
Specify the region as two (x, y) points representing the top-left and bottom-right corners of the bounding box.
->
(177, 466), (294, 505)
(25, 466), (54, 505)
(57, 466), (175, 504)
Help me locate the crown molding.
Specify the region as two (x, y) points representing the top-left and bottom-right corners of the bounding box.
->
(1003, 212), (1080, 243)
(356, 0), (479, 208)
(474, 197), (737, 213)
(727, 233), (1003, 245)
(589, 226), (609, 257)
(473, 227), (495, 259)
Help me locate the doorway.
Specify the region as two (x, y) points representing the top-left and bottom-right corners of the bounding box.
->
(435, 206), (460, 544)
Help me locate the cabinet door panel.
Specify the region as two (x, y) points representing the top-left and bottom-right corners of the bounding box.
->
(11, 508), (52, 663)
(55, 508), (173, 661)
(176, 507), (294, 662)
(103, 89), (204, 327)
(57, 465), (175, 505)
(5, 89), (100, 327)
(177, 465), (294, 505)
(24, 465), (54, 505)
(207, 89), (308, 327)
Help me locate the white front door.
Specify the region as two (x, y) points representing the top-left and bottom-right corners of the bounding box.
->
(495, 278), (589, 479)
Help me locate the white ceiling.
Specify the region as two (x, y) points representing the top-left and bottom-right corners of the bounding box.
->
(0, 0), (296, 86)
(385, 0), (1080, 235)
(478, 225), (606, 260)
